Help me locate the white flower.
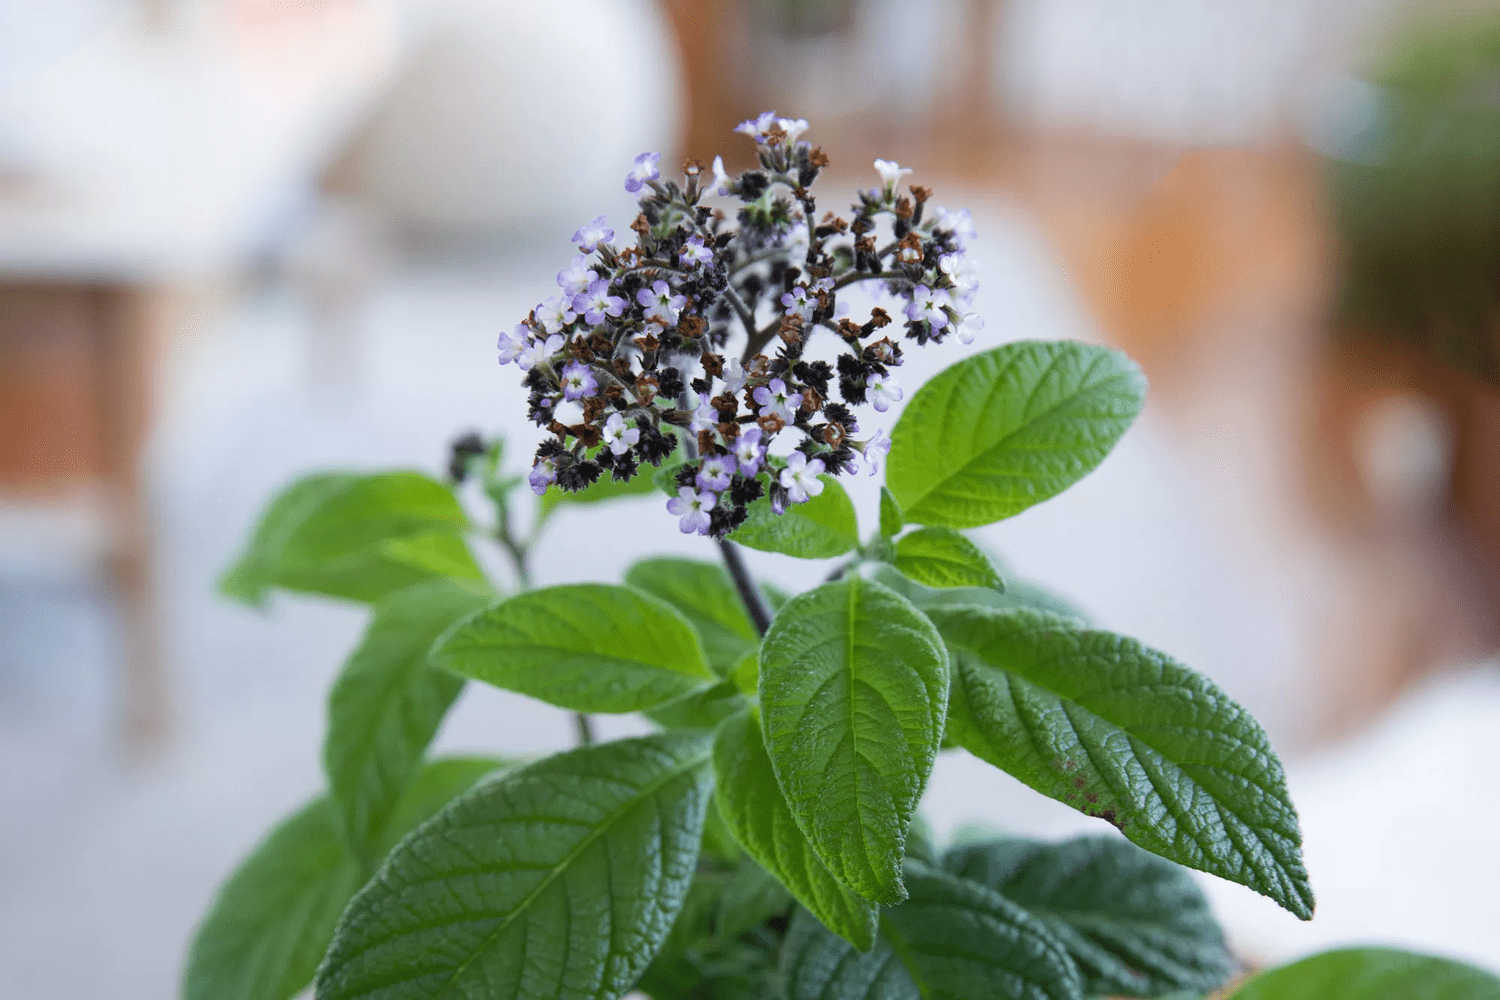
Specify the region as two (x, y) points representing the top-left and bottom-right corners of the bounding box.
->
(556, 256), (595, 297)
(777, 117), (810, 143)
(735, 111), (779, 139)
(496, 324), (526, 365)
(689, 393), (718, 434)
(696, 454), (736, 492)
(780, 286), (815, 322)
(710, 155), (733, 196)
(905, 284), (952, 329)
(874, 159), (912, 192)
(933, 206), (976, 247)
(939, 252), (980, 302)
(954, 312), (984, 345)
(667, 486), (715, 534)
(721, 358), (748, 395)
(536, 295), (577, 334)
(866, 373), (903, 413)
(752, 378), (802, 423)
(517, 333), (563, 371)
(861, 429), (891, 477)
(602, 412), (640, 456)
(779, 452), (826, 504)
(733, 426), (763, 475)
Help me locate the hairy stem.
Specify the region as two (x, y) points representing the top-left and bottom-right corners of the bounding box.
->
(718, 539), (773, 636)
(573, 711), (595, 746)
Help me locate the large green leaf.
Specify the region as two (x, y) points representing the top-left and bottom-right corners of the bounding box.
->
(323, 577), (494, 864)
(931, 606), (1313, 920)
(886, 341), (1146, 528)
(713, 710), (880, 950)
(315, 733), (715, 1000)
(780, 861), (1082, 1000)
(879, 487), (904, 539)
(758, 577), (949, 904)
(892, 527), (1004, 591)
(730, 477), (860, 559)
(872, 564), (1089, 624)
(221, 471), (482, 605)
(1230, 948), (1500, 1000)
(183, 758), (505, 1000)
(945, 835), (1232, 997)
(625, 557), (764, 675)
(431, 583), (716, 712)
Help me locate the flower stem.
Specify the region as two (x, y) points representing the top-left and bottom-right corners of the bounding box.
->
(717, 539), (772, 636)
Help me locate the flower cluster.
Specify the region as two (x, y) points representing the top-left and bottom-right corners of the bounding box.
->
(498, 113), (982, 537)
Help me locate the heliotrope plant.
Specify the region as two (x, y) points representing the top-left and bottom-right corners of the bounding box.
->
(184, 115), (1500, 1000)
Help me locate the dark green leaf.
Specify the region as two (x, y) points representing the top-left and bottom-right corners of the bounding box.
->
(183, 758), (504, 1000)
(625, 557), (764, 675)
(323, 577), (494, 864)
(886, 341), (1146, 528)
(780, 861), (1083, 1000)
(1229, 948), (1500, 1000)
(932, 606), (1314, 920)
(646, 680), (750, 731)
(730, 477), (859, 559)
(879, 487), (904, 538)
(717, 856), (795, 940)
(945, 835), (1232, 997)
(316, 733), (715, 1000)
(759, 577), (948, 904)
(221, 471), (481, 606)
(712, 710), (879, 950)
(903, 815), (939, 869)
(432, 583), (716, 712)
(892, 527), (1004, 591)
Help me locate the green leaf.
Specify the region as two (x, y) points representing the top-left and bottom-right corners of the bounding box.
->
(183, 758), (504, 1000)
(886, 340), (1147, 529)
(931, 606), (1314, 920)
(1229, 948), (1500, 1000)
(730, 477), (860, 559)
(879, 487), (904, 538)
(758, 577), (949, 904)
(220, 471), (482, 606)
(323, 577), (494, 864)
(432, 583), (716, 713)
(945, 835), (1232, 997)
(625, 557), (764, 675)
(780, 861), (1083, 1000)
(646, 680), (749, 732)
(892, 527), (1004, 591)
(716, 856), (795, 940)
(315, 733), (715, 1000)
(712, 710), (880, 950)
(873, 563), (1089, 624)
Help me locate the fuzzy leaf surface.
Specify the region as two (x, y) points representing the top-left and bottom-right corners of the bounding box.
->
(316, 733), (714, 1000)
(886, 341), (1146, 528)
(758, 577), (948, 904)
(1230, 948), (1500, 1000)
(945, 834), (1232, 997)
(713, 709), (880, 950)
(625, 557), (763, 675)
(932, 606), (1313, 919)
(892, 527), (1004, 591)
(780, 862), (1082, 1000)
(431, 583), (715, 712)
(879, 487), (904, 538)
(730, 477), (859, 559)
(323, 577), (494, 863)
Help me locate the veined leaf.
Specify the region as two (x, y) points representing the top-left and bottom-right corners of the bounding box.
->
(758, 577), (948, 904)
(625, 557), (764, 675)
(931, 606), (1314, 919)
(646, 680), (749, 732)
(886, 341), (1146, 528)
(221, 471), (481, 606)
(892, 527), (1004, 591)
(315, 733), (715, 1000)
(879, 487), (904, 539)
(183, 758), (505, 1000)
(780, 861), (1082, 1000)
(945, 835), (1232, 997)
(1229, 948), (1500, 1000)
(731, 477), (859, 559)
(323, 577), (494, 864)
(873, 563), (1089, 625)
(713, 710), (879, 950)
(432, 583), (716, 712)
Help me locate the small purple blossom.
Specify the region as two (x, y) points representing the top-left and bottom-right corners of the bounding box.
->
(933, 206), (976, 247)
(560, 360), (598, 401)
(572, 215), (614, 252)
(529, 458), (557, 495)
(734, 110), (778, 141)
(517, 333), (564, 371)
(906, 285), (951, 329)
(779, 452), (826, 504)
(780, 286), (815, 322)
(860, 429), (892, 477)
(575, 278), (627, 325)
(732, 427), (764, 476)
(557, 256), (595, 297)
(954, 312), (984, 345)
(689, 393), (718, 434)
(496, 324), (526, 365)
(721, 358), (747, 395)
(710, 155), (733, 196)
(536, 295), (577, 334)
(602, 412), (639, 455)
(679, 234), (713, 267)
(696, 453), (736, 492)
(637, 280), (687, 326)
(940, 252), (979, 301)
(752, 378), (802, 423)
(667, 486), (715, 534)
(625, 151), (661, 193)
(866, 372), (902, 413)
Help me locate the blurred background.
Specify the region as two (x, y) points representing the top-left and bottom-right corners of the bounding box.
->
(3, 0), (1500, 994)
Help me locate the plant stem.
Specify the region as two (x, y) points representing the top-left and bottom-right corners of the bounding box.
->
(573, 711), (595, 746)
(718, 539), (772, 636)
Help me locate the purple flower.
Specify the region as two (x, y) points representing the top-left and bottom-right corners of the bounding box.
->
(940, 252), (979, 301)
(529, 457), (557, 495)
(779, 452), (826, 504)
(557, 255), (595, 297)
(752, 378), (802, 423)
(689, 393), (718, 434)
(679, 234), (713, 267)
(496, 324), (526, 365)
(625, 151), (661, 193)
(906, 285), (951, 329)
(735, 110), (778, 141)
(602, 412), (639, 456)
(536, 295), (577, 333)
(517, 333), (564, 371)
(575, 278), (627, 325)
(866, 372), (902, 413)
(710, 155), (733, 196)
(560, 360), (598, 401)
(780, 286), (815, 322)
(572, 215), (614, 252)
(637, 279), (687, 326)
(667, 486), (715, 534)
(696, 453), (736, 492)
(732, 426), (764, 476)
(861, 428), (891, 477)
(954, 312), (984, 345)
(721, 358), (748, 395)
(933, 206), (976, 247)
